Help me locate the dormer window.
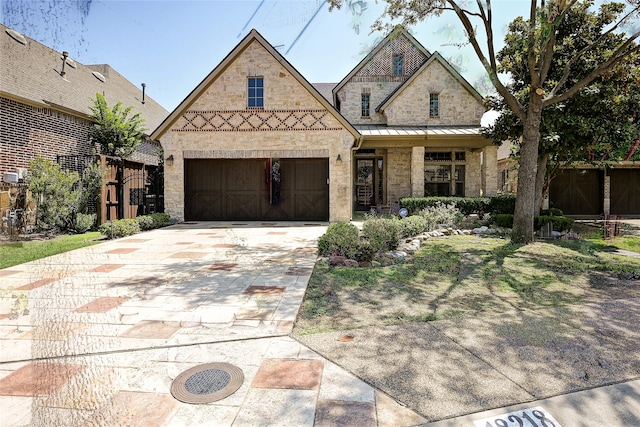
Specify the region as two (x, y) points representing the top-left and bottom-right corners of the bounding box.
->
(248, 77), (264, 108)
(393, 54), (404, 76)
(429, 93), (439, 117)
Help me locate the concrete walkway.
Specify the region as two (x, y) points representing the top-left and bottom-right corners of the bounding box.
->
(1, 222), (639, 426)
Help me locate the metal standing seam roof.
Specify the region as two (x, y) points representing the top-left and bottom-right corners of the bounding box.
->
(355, 125), (484, 137)
(0, 24), (168, 131)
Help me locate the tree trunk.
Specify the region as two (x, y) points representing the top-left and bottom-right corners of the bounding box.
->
(512, 97), (543, 244)
(534, 153), (549, 215)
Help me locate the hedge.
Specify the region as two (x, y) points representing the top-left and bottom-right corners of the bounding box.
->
(490, 214), (574, 232)
(400, 197), (490, 215)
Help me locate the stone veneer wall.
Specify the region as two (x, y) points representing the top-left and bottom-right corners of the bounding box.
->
(386, 148), (412, 205)
(465, 150), (482, 197)
(384, 61), (484, 126)
(336, 33), (429, 125)
(162, 40), (355, 222)
(481, 145), (498, 197)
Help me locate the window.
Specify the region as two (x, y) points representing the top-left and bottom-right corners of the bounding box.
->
(393, 54), (404, 75)
(424, 151), (466, 196)
(429, 93), (439, 117)
(361, 93), (370, 117)
(248, 77), (263, 108)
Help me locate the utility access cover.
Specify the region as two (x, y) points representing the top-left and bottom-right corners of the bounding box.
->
(171, 362), (244, 404)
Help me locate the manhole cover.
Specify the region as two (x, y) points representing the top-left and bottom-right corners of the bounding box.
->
(171, 362), (244, 404)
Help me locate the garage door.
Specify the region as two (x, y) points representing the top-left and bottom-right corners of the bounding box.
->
(549, 169), (603, 215)
(611, 169), (640, 215)
(184, 158), (328, 221)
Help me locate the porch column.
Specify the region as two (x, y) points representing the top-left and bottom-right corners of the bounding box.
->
(411, 146), (425, 197)
(603, 172), (611, 216)
(465, 150), (482, 197)
(482, 145), (498, 197)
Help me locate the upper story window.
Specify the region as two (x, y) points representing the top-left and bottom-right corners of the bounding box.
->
(429, 93), (439, 117)
(248, 77), (264, 108)
(393, 54), (404, 76)
(361, 93), (370, 118)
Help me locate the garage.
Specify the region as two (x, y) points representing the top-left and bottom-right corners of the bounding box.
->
(184, 158), (329, 221)
(610, 169), (640, 215)
(549, 169), (603, 216)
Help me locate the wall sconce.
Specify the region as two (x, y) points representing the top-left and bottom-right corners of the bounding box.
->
(336, 154), (342, 165)
(166, 154), (174, 167)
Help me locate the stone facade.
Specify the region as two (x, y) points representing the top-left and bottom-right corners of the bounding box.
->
(160, 35), (357, 222)
(383, 60), (485, 126)
(386, 148), (412, 205)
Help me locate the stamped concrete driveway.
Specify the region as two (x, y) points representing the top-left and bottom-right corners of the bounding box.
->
(0, 222), (426, 426)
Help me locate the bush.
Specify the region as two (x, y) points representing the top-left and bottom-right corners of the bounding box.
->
(401, 197), (490, 216)
(150, 212), (171, 228)
(318, 222), (360, 258)
(73, 213), (96, 234)
(99, 219), (141, 239)
(492, 214), (514, 228)
(361, 217), (401, 253)
(535, 215), (574, 232)
(399, 215), (428, 238)
(419, 202), (463, 231)
(354, 240), (376, 262)
(136, 215), (154, 231)
(488, 194), (516, 214)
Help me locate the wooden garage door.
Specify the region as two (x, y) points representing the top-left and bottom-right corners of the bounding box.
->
(611, 169), (640, 215)
(184, 159), (328, 221)
(549, 169), (603, 215)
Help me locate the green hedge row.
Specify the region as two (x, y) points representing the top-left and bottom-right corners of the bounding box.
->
(400, 194), (517, 216)
(99, 213), (171, 239)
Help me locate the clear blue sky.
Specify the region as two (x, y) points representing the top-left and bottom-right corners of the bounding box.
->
(2, 0), (532, 112)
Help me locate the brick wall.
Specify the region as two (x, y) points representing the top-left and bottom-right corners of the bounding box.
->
(0, 97), (92, 173)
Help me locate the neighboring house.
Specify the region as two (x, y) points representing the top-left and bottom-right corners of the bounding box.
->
(151, 28), (498, 222)
(0, 24), (169, 220)
(1, 24), (168, 173)
(496, 140), (640, 217)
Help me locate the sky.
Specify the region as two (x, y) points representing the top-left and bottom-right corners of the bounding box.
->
(0, 0), (537, 112)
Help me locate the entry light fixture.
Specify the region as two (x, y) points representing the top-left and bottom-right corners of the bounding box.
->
(336, 154), (342, 165)
(166, 154), (174, 167)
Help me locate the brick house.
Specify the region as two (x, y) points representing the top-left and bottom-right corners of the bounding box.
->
(152, 28), (498, 222)
(0, 24), (167, 176)
(1, 24), (169, 220)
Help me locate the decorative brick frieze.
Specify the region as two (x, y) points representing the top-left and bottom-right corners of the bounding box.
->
(176, 109), (342, 132)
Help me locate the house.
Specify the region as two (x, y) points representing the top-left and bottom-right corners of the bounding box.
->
(151, 28), (498, 222)
(496, 140), (640, 218)
(0, 24), (169, 221)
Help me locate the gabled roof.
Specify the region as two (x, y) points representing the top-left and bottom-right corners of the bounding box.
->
(151, 29), (358, 141)
(376, 51), (485, 113)
(0, 24), (168, 131)
(331, 26), (431, 105)
(312, 83), (337, 105)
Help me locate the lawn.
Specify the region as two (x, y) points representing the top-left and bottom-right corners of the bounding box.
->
(0, 232), (103, 269)
(294, 234), (640, 335)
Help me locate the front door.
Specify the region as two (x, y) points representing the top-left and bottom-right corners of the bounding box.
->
(354, 158), (384, 211)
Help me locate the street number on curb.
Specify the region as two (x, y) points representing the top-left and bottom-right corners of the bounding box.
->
(473, 406), (562, 427)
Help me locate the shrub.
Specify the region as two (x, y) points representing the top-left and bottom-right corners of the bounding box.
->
(150, 212), (171, 228)
(535, 215), (574, 232)
(73, 213), (96, 234)
(488, 194), (516, 214)
(318, 222), (360, 258)
(136, 215), (154, 231)
(361, 217), (401, 253)
(355, 240), (376, 262)
(419, 202), (463, 231)
(399, 215), (428, 238)
(99, 219), (141, 239)
(401, 197), (490, 216)
(492, 214), (514, 228)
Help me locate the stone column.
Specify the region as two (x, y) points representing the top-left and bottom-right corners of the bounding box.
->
(411, 146), (425, 197)
(604, 173), (611, 216)
(465, 150), (482, 197)
(482, 145), (498, 197)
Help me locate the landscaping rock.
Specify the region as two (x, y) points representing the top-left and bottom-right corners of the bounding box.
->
(329, 255), (347, 266)
(344, 259), (359, 268)
(391, 250), (407, 260)
(472, 226), (490, 234)
(358, 261), (372, 268)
